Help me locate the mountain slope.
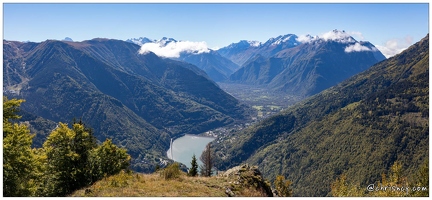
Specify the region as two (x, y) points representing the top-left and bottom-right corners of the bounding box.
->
(68, 39), (248, 131)
(3, 39), (249, 172)
(228, 54), (284, 85)
(178, 50), (240, 82)
(228, 31), (386, 97)
(126, 37), (240, 82)
(212, 35), (429, 196)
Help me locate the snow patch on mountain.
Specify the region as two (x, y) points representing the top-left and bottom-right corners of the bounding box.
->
(267, 34), (298, 46)
(127, 37), (152, 45)
(248, 40), (261, 47)
(296, 30), (356, 44)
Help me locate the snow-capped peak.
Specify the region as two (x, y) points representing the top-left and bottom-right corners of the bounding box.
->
(296, 30), (357, 44)
(157, 37), (178, 45)
(265, 34), (298, 46)
(126, 37), (152, 45)
(320, 29), (356, 43)
(248, 40), (261, 47)
(126, 37), (179, 47)
(225, 40), (261, 49)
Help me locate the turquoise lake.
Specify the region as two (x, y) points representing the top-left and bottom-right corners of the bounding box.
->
(167, 134), (215, 169)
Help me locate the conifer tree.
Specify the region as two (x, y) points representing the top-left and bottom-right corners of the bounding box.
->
(188, 154), (198, 176)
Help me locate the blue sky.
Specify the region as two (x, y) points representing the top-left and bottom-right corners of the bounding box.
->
(3, 3), (429, 57)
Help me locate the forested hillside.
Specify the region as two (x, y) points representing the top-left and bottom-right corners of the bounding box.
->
(212, 35), (429, 196)
(3, 39), (249, 172)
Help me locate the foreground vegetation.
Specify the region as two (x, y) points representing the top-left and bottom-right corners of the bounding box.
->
(331, 160), (428, 197)
(3, 97), (130, 197)
(3, 98), (289, 197)
(71, 163), (291, 197)
(71, 170), (229, 197)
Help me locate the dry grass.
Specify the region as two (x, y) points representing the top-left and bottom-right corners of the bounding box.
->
(237, 187), (268, 197)
(70, 170), (232, 197)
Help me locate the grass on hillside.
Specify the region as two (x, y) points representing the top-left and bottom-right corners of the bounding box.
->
(70, 170), (268, 197)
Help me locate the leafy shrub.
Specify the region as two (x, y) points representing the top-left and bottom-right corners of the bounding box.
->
(274, 175), (293, 197)
(160, 162), (181, 180)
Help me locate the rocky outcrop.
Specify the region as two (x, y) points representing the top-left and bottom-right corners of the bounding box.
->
(221, 164), (274, 197)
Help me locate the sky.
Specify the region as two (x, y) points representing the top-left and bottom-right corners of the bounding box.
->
(3, 2), (429, 58)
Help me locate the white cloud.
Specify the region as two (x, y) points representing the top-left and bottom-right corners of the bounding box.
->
(320, 30), (355, 43)
(296, 34), (314, 43)
(210, 46), (221, 51)
(375, 36), (413, 58)
(138, 40), (210, 58)
(344, 43), (373, 53)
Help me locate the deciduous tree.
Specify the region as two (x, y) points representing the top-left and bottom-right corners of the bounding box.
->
(200, 144), (213, 177)
(89, 139), (131, 181)
(3, 97), (37, 197)
(274, 175), (293, 197)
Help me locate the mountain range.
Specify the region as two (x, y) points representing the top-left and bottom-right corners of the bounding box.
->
(223, 30), (387, 96)
(4, 31), (427, 197)
(3, 38), (249, 172)
(126, 37), (240, 82)
(129, 30), (386, 98)
(217, 34), (299, 66)
(212, 34), (429, 196)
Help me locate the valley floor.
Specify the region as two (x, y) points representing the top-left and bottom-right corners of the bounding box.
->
(217, 82), (303, 118)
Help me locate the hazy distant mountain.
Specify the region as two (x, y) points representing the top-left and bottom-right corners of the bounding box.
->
(127, 36), (177, 46)
(179, 50), (240, 81)
(126, 36), (153, 45)
(126, 37), (240, 82)
(62, 37), (73, 42)
(217, 34), (299, 66)
(3, 38), (249, 172)
(213, 34), (429, 196)
(228, 30), (386, 97)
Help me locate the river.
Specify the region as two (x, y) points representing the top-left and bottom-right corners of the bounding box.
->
(167, 134), (215, 169)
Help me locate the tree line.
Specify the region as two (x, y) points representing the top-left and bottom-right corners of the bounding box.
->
(3, 97), (131, 197)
